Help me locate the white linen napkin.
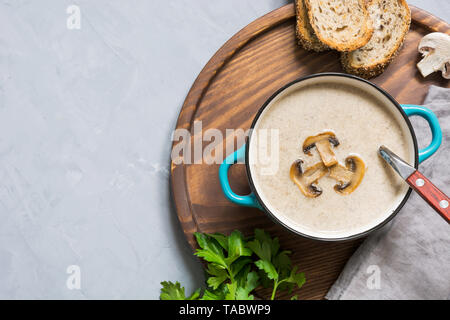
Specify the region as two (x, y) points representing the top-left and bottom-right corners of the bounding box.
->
(326, 85), (450, 300)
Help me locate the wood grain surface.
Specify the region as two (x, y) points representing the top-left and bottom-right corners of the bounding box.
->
(170, 4), (450, 300)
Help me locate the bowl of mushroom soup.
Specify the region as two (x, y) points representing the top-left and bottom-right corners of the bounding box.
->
(219, 73), (442, 241)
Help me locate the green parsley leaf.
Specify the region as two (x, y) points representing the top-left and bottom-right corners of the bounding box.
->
(195, 249), (227, 268)
(255, 260), (278, 280)
(225, 282), (238, 300)
(201, 288), (226, 300)
(273, 250), (292, 278)
(247, 238), (271, 261)
(255, 229), (280, 257)
(235, 271), (259, 300)
(206, 265), (228, 290)
(160, 281), (200, 300)
(194, 232), (224, 255)
(194, 232), (227, 268)
(207, 233), (229, 251)
(284, 266), (306, 288)
(226, 230), (252, 264)
(234, 264), (252, 288)
(230, 257), (252, 279)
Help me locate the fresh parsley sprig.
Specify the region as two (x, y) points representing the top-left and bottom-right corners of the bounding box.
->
(194, 230), (256, 300)
(247, 229), (305, 300)
(160, 281), (201, 300)
(159, 229), (305, 300)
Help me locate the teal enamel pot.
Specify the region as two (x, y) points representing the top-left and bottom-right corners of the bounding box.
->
(219, 73), (442, 241)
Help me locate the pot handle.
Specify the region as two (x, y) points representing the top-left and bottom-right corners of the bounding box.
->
(401, 104), (442, 163)
(219, 144), (261, 208)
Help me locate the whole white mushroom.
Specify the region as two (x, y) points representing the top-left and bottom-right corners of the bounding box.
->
(417, 32), (450, 79)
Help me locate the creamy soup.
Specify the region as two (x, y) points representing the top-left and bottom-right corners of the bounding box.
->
(249, 78), (414, 239)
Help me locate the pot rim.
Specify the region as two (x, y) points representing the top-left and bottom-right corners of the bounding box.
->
(245, 72), (418, 242)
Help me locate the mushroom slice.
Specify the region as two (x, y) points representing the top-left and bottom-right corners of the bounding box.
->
(329, 155), (366, 195)
(290, 159), (329, 198)
(302, 132), (340, 167)
(417, 32), (450, 79)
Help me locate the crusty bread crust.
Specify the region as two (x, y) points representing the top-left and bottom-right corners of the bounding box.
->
(295, 0), (328, 52)
(341, 0), (411, 79)
(305, 0), (374, 52)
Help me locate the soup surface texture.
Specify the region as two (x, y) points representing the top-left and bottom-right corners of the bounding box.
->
(249, 80), (413, 239)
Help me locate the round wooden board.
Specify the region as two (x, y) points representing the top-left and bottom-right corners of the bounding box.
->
(170, 4), (450, 300)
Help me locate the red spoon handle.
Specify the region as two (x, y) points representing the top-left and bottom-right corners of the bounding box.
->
(406, 171), (450, 223)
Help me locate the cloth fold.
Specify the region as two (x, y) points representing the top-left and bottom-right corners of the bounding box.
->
(326, 85), (450, 300)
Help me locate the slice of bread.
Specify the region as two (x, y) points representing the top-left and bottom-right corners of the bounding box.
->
(341, 0), (411, 78)
(295, 0), (328, 52)
(305, 0), (373, 52)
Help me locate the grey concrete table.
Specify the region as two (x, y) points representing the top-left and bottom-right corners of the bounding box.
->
(0, 0), (448, 299)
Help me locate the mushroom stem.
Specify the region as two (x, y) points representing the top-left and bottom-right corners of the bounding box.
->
(303, 131), (340, 167)
(315, 140), (339, 167)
